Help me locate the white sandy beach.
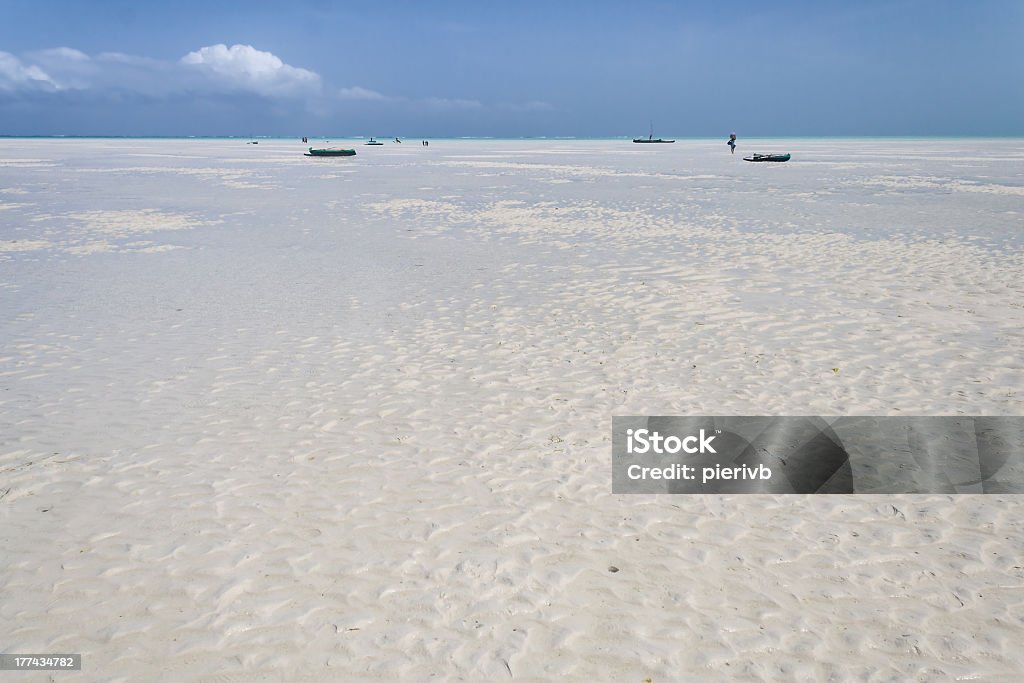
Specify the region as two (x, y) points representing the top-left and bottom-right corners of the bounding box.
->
(2, 137), (1023, 681)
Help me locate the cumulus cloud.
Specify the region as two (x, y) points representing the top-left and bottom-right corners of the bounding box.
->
(180, 44), (321, 97)
(23, 48), (98, 90)
(0, 44), (320, 98)
(0, 51), (58, 91)
(1, 44), (489, 120)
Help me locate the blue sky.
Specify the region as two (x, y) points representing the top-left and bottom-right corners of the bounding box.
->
(1, 0), (1021, 136)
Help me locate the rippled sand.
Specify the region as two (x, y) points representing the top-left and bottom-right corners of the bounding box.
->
(2, 138), (1023, 681)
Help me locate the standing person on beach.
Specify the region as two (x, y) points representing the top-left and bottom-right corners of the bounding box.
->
(728, 133), (737, 154)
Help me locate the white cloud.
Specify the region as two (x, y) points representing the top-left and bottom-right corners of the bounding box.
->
(32, 47), (90, 62)
(24, 47), (98, 90)
(180, 44), (321, 97)
(338, 86), (389, 101)
(0, 44), (321, 99)
(0, 51), (58, 91)
(331, 91), (487, 112)
(333, 89), (490, 114)
(1, 44), (488, 117)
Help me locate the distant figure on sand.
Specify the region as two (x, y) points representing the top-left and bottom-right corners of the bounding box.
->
(728, 133), (737, 154)
(395, 137), (402, 143)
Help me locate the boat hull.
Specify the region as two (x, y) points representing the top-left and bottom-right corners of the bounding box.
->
(633, 139), (675, 143)
(305, 148), (356, 157)
(743, 154), (791, 162)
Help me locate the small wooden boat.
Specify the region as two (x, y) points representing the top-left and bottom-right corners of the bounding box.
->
(633, 123), (674, 144)
(743, 153), (791, 162)
(305, 147), (356, 157)
(365, 138), (384, 146)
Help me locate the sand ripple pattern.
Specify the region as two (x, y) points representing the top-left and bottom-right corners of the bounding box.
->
(1, 138), (1023, 681)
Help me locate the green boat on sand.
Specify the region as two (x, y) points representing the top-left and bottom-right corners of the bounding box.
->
(633, 122), (674, 143)
(305, 148), (357, 157)
(743, 153), (791, 162)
